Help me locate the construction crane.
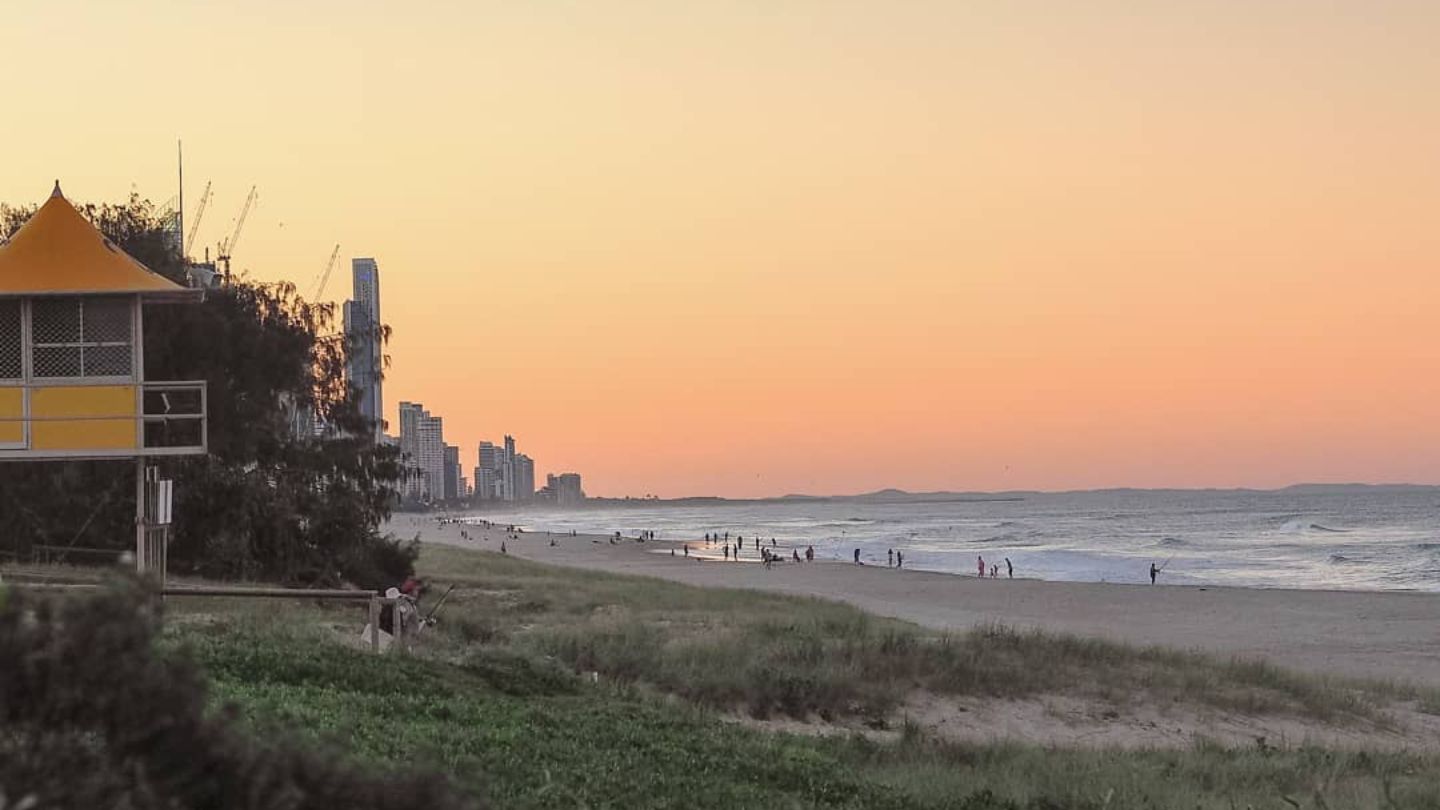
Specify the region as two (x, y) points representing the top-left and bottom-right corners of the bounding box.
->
(184, 181), (212, 256)
(217, 185), (257, 279)
(309, 243), (341, 300)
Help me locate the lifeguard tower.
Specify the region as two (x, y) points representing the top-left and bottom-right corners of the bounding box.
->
(0, 183), (207, 576)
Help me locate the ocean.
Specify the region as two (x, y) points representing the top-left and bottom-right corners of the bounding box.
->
(458, 488), (1440, 592)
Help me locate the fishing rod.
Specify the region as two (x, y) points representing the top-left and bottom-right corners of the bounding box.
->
(421, 585), (456, 627)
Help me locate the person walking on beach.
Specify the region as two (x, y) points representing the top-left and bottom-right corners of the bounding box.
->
(805, 545), (814, 562)
(888, 548), (894, 567)
(977, 555), (985, 578)
(854, 548), (861, 565)
(724, 545), (730, 560)
(1149, 562), (1159, 585)
(896, 551), (904, 568)
(1005, 558), (1013, 578)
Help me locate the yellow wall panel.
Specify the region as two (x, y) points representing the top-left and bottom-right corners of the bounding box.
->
(0, 388), (22, 445)
(30, 385), (136, 451)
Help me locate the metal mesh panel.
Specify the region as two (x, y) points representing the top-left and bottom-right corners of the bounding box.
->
(84, 345), (133, 377)
(32, 298), (81, 345)
(33, 346), (82, 378)
(82, 297), (132, 344)
(0, 300), (19, 379)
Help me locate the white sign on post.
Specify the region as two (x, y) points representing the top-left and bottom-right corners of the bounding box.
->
(156, 480), (173, 526)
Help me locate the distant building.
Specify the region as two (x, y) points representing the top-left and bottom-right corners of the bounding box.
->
(513, 453), (535, 501)
(343, 258), (384, 443)
(417, 413), (445, 503)
(443, 444), (460, 501)
(543, 473), (585, 507)
(398, 401), (445, 503)
(475, 441), (502, 501)
(398, 401), (426, 501)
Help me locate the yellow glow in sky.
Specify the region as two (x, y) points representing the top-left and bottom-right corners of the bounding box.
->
(2, 1), (1438, 496)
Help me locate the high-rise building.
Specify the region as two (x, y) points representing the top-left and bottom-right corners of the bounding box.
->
(476, 441), (501, 501)
(513, 453), (535, 501)
(343, 258), (384, 442)
(545, 473), (585, 507)
(443, 444), (460, 501)
(398, 401), (446, 502)
(501, 435), (516, 501)
(397, 401), (425, 501)
(417, 413), (445, 503)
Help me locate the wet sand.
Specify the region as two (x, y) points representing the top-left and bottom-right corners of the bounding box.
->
(389, 514), (1440, 687)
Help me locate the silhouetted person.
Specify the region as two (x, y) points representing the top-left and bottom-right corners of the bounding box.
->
(896, 551), (904, 568)
(888, 548), (894, 567)
(977, 555), (985, 578)
(854, 548), (861, 565)
(1005, 558), (1013, 578)
(805, 545), (814, 562)
(1150, 562), (1159, 585)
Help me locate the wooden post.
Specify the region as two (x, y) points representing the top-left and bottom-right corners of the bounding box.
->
(134, 457), (145, 572)
(368, 595), (381, 654)
(394, 600), (405, 654)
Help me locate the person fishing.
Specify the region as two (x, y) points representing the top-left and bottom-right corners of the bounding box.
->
(1149, 562), (1159, 584)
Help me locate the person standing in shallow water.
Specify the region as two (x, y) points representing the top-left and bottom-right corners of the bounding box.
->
(977, 555), (985, 578)
(854, 548), (861, 564)
(1150, 562), (1159, 585)
(888, 548), (894, 567)
(1005, 558), (1013, 578)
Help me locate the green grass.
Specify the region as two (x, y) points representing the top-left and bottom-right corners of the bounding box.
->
(139, 544), (1440, 808)
(415, 545), (1412, 726)
(172, 622), (1440, 809)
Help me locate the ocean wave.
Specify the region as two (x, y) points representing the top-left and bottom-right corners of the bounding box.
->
(1280, 518), (1349, 534)
(1328, 553), (1357, 564)
(1157, 537), (1188, 547)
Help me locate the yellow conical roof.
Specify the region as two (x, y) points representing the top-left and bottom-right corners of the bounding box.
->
(0, 183), (197, 299)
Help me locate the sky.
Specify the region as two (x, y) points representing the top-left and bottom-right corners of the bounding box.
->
(1, 1), (1437, 497)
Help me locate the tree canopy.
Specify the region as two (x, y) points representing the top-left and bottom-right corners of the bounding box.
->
(0, 195), (412, 587)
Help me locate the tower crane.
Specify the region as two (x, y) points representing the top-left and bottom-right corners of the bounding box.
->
(184, 181), (212, 256)
(217, 185), (257, 279)
(309, 243), (341, 300)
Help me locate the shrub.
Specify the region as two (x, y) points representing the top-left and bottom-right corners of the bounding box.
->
(0, 579), (476, 809)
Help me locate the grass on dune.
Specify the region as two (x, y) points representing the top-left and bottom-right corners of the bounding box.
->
(415, 545), (1410, 726)
(175, 620), (1440, 810)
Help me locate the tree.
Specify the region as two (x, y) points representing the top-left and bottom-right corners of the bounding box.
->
(0, 195), (412, 587)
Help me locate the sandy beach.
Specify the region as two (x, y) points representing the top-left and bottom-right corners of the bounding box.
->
(388, 514), (1440, 687)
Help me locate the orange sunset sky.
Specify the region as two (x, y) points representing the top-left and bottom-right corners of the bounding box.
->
(1, 1), (1437, 497)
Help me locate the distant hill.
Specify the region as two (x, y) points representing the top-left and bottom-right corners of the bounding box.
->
(589, 482), (1440, 507)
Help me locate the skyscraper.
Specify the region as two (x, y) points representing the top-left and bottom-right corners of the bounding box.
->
(417, 412), (445, 503)
(398, 401), (431, 502)
(513, 453), (535, 501)
(476, 441), (501, 501)
(443, 444), (460, 501)
(501, 434), (516, 501)
(343, 258), (384, 442)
